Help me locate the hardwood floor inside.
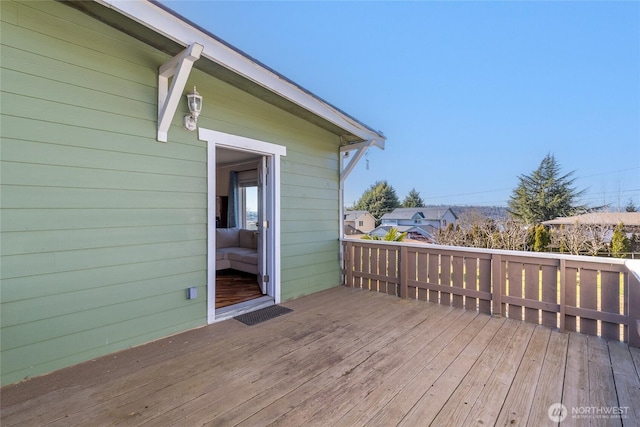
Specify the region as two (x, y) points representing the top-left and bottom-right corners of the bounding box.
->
(215, 269), (264, 309)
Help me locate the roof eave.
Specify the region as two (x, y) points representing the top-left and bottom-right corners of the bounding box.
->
(66, 0), (385, 146)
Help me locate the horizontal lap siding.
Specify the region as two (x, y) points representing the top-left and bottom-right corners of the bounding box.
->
(1, 1), (342, 385)
(0, 0), (208, 385)
(280, 143), (341, 301)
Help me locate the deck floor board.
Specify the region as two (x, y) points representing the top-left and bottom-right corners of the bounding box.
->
(495, 325), (551, 426)
(1, 286), (638, 426)
(525, 330), (569, 426)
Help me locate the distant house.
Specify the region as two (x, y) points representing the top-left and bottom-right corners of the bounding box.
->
(381, 207), (457, 230)
(542, 212), (640, 242)
(542, 212), (640, 228)
(343, 210), (376, 236)
(369, 225), (436, 242)
(370, 207), (458, 242)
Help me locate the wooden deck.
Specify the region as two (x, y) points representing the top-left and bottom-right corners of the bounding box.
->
(2, 286), (639, 426)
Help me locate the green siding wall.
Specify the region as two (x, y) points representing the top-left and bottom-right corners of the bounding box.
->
(1, 0), (342, 386)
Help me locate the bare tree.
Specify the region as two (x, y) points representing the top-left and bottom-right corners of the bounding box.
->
(582, 223), (610, 256)
(436, 223), (466, 246)
(463, 223), (488, 248)
(549, 221), (608, 255)
(438, 210), (619, 257)
(438, 214), (529, 251)
(455, 209), (496, 248)
(492, 218), (530, 251)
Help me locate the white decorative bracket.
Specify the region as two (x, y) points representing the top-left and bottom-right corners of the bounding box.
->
(157, 43), (204, 142)
(339, 139), (378, 185)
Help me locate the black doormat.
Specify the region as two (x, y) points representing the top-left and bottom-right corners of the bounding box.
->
(234, 305), (293, 326)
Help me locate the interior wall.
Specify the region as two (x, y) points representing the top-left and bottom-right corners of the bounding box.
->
(216, 160), (259, 197)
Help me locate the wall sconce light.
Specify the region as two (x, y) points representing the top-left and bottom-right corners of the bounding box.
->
(183, 86), (202, 131)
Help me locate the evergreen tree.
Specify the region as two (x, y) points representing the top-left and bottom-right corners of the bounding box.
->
(533, 224), (550, 252)
(611, 222), (630, 258)
(625, 198), (638, 212)
(402, 188), (425, 208)
(508, 153), (587, 225)
(351, 181), (400, 226)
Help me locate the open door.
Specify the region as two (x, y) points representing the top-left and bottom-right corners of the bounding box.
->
(257, 155), (278, 297)
(257, 156), (268, 295)
(200, 128), (285, 323)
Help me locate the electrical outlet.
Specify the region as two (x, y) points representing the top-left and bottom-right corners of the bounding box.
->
(187, 287), (197, 299)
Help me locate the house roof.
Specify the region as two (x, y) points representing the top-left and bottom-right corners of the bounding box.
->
(371, 225), (435, 239)
(381, 207), (457, 221)
(542, 212), (640, 227)
(369, 225), (435, 241)
(344, 210), (372, 221)
(63, 0), (385, 148)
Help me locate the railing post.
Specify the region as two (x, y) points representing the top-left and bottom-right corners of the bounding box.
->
(628, 269), (640, 348)
(559, 259), (566, 333)
(492, 254), (502, 317)
(400, 245), (408, 299)
(344, 241), (353, 287)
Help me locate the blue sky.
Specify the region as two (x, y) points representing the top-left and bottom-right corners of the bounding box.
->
(163, 1), (639, 210)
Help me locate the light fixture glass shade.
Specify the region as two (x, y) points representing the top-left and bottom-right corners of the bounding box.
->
(186, 86), (202, 119)
(184, 86), (203, 131)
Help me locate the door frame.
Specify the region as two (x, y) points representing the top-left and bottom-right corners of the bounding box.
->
(199, 128), (286, 324)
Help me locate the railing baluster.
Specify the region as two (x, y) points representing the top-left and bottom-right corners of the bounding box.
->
(541, 263), (558, 328)
(378, 246), (387, 294)
(465, 257), (478, 311)
(478, 257), (491, 314)
(400, 245), (408, 298)
(492, 254), (502, 317)
(601, 270), (621, 340)
(524, 263), (539, 323)
(629, 272), (640, 347)
(580, 268), (598, 336)
(345, 241), (353, 287)
(565, 265), (578, 332)
(441, 254), (452, 306)
(559, 259), (566, 332)
(417, 250), (428, 301)
(428, 250), (439, 303)
(452, 255), (464, 308)
(389, 245), (399, 296)
(507, 260), (523, 321)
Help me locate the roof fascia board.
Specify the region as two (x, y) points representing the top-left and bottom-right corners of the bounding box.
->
(95, 0), (385, 146)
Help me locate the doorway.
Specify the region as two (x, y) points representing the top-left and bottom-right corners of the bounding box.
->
(214, 148), (262, 311)
(199, 128), (286, 323)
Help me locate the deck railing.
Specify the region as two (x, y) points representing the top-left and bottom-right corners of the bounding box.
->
(342, 239), (640, 347)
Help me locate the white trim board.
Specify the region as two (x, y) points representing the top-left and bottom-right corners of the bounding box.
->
(199, 128), (286, 324)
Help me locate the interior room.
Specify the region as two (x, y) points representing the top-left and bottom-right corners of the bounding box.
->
(215, 147), (267, 310)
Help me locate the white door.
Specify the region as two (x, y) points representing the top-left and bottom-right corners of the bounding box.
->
(257, 156), (268, 295)
(200, 128), (286, 324)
